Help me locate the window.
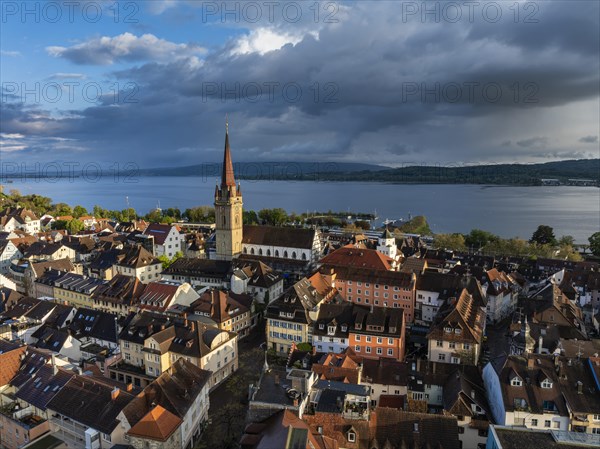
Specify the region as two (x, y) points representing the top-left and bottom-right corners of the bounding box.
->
(347, 432), (356, 442)
(366, 347), (371, 353)
(541, 379), (553, 389)
(356, 335), (361, 341)
(355, 345), (361, 352)
(436, 340), (443, 348)
(531, 419), (538, 426)
(463, 343), (470, 350)
(377, 337), (383, 344)
(388, 338), (393, 345)
(553, 422), (560, 429)
(511, 377), (522, 387)
(449, 342), (456, 349)
(544, 420), (551, 428)
(387, 348), (393, 356)
(377, 348), (382, 355)
(438, 354), (446, 361)
(366, 336), (372, 343)
(592, 428), (600, 435)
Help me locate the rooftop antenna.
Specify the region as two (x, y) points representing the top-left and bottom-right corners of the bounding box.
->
(577, 342), (583, 360)
(225, 113), (229, 133)
(125, 196), (130, 221)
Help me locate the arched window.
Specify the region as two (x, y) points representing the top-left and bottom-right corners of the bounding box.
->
(251, 248), (255, 255)
(259, 249), (263, 256)
(284, 251), (288, 258)
(292, 252), (297, 259)
(275, 250), (279, 257)
(243, 247), (248, 254)
(267, 249), (271, 256)
(301, 252), (307, 260)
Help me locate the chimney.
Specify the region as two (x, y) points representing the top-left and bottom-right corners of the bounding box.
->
(527, 357), (534, 370)
(126, 383), (133, 392)
(293, 398), (299, 407)
(538, 336), (543, 354)
(274, 374), (280, 386)
(471, 389), (476, 400)
(577, 381), (583, 394)
(190, 321), (195, 332)
(111, 387), (120, 400)
(416, 358), (421, 372)
(51, 353), (58, 376)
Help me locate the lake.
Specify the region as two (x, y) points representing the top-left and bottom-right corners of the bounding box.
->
(5, 177), (599, 243)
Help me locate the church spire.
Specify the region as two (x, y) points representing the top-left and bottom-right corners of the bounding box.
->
(221, 117), (236, 188)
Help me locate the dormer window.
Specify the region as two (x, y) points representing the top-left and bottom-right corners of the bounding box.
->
(454, 328), (462, 334)
(341, 324), (347, 332)
(328, 326), (336, 335)
(511, 377), (522, 387)
(319, 323), (325, 329)
(541, 379), (553, 389)
(355, 323), (362, 330)
(347, 431), (356, 442)
(444, 327), (452, 333)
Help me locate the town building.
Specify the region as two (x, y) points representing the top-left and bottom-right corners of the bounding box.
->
(427, 288), (486, 365)
(214, 123), (243, 261)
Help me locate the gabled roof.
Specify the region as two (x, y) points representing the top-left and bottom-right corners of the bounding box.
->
(15, 365), (75, 411)
(320, 244), (393, 271)
(30, 257), (75, 278)
(0, 342), (26, 387)
(242, 225), (317, 250)
(428, 289), (485, 344)
(116, 245), (160, 268)
(123, 358), (210, 437)
(69, 307), (119, 343)
(143, 224), (179, 246)
(127, 405), (181, 441)
(47, 375), (136, 434)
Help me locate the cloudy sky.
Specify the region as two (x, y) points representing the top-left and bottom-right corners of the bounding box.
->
(1, 0), (599, 168)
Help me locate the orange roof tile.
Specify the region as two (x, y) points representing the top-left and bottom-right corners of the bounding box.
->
(0, 345), (27, 387)
(127, 405), (182, 441)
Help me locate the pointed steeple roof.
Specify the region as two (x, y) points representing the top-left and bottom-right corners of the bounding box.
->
(383, 227), (394, 239)
(221, 120), (236, 188)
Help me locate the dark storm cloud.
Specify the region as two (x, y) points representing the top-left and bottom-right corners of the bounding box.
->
(3, 1), (599, 166)
(579, 135), (599, 144)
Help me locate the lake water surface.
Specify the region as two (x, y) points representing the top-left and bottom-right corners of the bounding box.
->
(7, 177), (599, 243)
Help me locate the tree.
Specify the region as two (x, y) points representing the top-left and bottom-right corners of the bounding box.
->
(433, 233), (466, 251)
(65, 218), (84, 235)
(52, 203), (72, 217)
(185, 206), (215, 223)
(258, 208), (288, 226)
(93, 205), (109, 218)
(243, 210), (259, 225)
(465, 229), (498, 249)
(354, 220), (371, 230)
(72, 205), (88, 218)
(530, 225), (556, 246)
(589, 232), (600, 257)
(557, 235), (575, 247)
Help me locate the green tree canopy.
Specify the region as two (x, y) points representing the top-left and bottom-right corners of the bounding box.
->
(589, 232), (600, 257)
(433, 233), (467, 251)
(66, 218), (84, 235)
(72, 205), (88, 218)
(530, 225), (557, 245)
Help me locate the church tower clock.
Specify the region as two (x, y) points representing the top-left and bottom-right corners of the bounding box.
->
(214, 122), (243, 261)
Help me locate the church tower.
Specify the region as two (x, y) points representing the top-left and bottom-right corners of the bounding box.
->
(214, 121), (243, 261)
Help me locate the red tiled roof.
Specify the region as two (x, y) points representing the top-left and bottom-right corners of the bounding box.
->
(320, 244), (393, 271)
(127, 405), (182, 441)
(0, 345), (26, 387)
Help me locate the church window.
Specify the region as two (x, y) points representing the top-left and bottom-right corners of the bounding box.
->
(243, 247), (247, 254)
(301, 253), (307, 260)
(284, 251), (288, 258)
(267, 249), (271, 256)
(292, 252), (297, 259)
(251, 248), (255, 255)
(259, 249), (263, 256)
(275, 250), (279, 257)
